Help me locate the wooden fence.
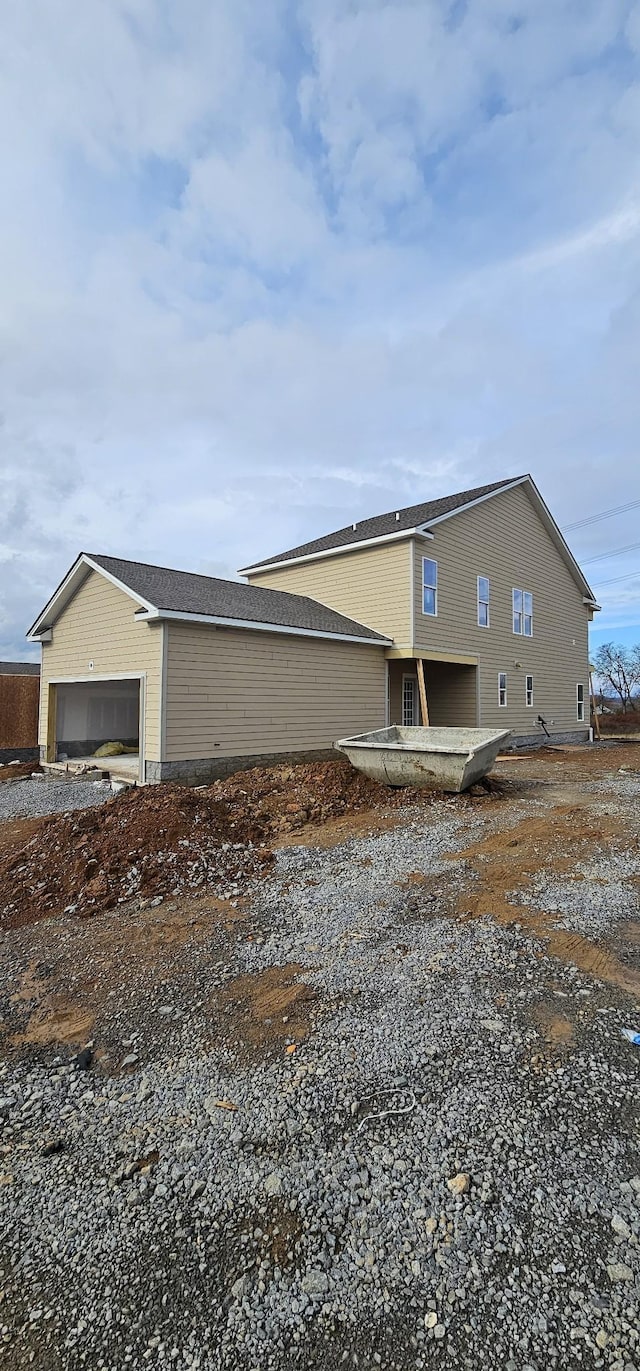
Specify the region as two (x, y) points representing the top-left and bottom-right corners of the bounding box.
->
(0, 674), (40, 752)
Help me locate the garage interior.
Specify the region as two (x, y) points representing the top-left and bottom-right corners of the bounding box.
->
(53, 679), (140, 775)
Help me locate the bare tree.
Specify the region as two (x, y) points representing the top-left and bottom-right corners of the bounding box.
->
(594, 642), (638, 712)
(630, 643), (640, 696)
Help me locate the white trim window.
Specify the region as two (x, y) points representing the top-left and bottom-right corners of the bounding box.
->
(422, 558), (437, 616)
(525, 674), (534, 707)
(513, 588), (533, 636)
(577, 682), (585, 722)
(477, 576), (490, 627)
(498, 672), (507, 707)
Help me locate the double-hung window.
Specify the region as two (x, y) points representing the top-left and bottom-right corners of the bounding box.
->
(577, 683), (585, 722)
(525, 674), (534, 707)
(513, 588), (533, 636)
(422, 558), (437, 616)
(498, 672), (507, 707)
(477, 576), (490, 627)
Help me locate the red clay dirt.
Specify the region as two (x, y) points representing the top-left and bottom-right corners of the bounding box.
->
(0, 783), (270, 928)
(0, 759), (463, 929)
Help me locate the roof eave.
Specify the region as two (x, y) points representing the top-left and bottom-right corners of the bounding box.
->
(423, 474), (598, 604)
(137, 607), (391, 647)
(418, 476), (529, 530)
(26, 553), (157, 641)
(239, 525), (434, 576)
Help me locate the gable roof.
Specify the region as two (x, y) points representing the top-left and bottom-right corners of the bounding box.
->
(239, 472), (599, 607)
(26, 553), (391, 647)
(239, 476), (524, 573)
(0, 660), (40, 676)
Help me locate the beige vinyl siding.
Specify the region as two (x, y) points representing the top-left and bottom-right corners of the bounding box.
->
(411, 484), (590, 735)
(164, 622), (386, 761)
(246, 541), (411, 645)
(39, 571), (163, 759)
(424, 663), (478, 726)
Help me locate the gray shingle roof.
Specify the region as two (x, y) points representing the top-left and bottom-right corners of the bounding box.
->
(87, 554), (389, 643)
(0, 660), (40, 675)
(240, 476), (526, 570)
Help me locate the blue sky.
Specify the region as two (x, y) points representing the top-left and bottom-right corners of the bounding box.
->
(1, 0), (640, 658)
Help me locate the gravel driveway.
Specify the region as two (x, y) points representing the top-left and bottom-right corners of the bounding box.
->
(0, 777), (112, 820)
(0, 750), (638, 1371)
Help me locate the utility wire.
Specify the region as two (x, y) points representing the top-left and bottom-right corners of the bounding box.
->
(581, 540), (640, 565)
(592, 569), (640, 588)
(564, 496), (640, 531)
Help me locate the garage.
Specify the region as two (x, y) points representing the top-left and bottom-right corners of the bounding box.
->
(50, 676), (142, 779)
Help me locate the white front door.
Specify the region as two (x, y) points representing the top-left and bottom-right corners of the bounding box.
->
(402, 675), (418, 726)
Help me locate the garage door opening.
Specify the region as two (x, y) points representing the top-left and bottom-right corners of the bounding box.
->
(53, 678), (141, 778)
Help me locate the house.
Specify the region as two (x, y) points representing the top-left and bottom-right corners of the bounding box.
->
(26, 474), (598, 783)
(241, 474), (598, 746)
(0, 661), (41, 764)
(26, 556), (390, 784)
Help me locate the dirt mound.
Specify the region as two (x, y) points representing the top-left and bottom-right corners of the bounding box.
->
(0, 784), (272, 928)
(208, 757), (433, 832)
(0, 759), (460, 929)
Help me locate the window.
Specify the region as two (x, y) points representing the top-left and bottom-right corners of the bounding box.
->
(477, 576), (490, 627)
(523, 592), (533, 636)
(403, 676), (417, 726)
(498, 672), (507, 707)
(577, 683), (585, 722)
(525, 674), (534, 707)
(513, 588), (533, 636)
(422, 558), (437, 616)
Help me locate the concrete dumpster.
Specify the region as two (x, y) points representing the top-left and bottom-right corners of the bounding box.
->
(335, 725), (511, 793)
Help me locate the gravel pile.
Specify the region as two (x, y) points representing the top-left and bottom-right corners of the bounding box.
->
(0, 781), (638, 1371)
(0, 776), (112, 821)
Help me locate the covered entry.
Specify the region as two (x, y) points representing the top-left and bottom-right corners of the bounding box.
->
(46, 675), (143, 779)
(387, 653), (478, 728)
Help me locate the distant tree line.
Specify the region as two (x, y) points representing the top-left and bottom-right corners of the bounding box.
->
(593, 642), (640, 713)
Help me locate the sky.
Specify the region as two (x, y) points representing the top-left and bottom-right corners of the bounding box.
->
(1, 0), (640, 660)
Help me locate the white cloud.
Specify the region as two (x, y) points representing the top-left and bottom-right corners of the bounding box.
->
(1, 0), (640, 657)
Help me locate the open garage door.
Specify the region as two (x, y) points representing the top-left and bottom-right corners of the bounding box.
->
(53, 678), (141, 778)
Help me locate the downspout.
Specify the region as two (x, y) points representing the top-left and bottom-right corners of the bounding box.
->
(159, 621), (168, 779)
(408, 538), (415, 648)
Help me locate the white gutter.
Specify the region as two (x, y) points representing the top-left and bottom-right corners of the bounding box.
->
(239, 526), (434, 576)
(136, 607), (392, 648)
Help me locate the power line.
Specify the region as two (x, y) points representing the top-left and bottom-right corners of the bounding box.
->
(564, 496), (640, 531)
(582, 540), (640, 565)
(592, 569), (640, 588)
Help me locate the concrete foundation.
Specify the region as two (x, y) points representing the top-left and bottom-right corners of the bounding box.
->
(145, 748), (337, 786)
(0, 745), (40, 764)
(503, 728), (590, 749)
(143, 732), (594, 785)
